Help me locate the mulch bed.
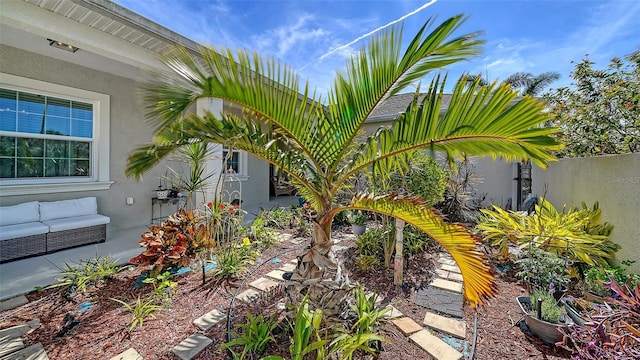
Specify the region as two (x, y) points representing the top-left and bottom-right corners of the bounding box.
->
(0, 225), (572, 359)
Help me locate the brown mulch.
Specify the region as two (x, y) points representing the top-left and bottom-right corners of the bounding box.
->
(0, 226), (572, 360)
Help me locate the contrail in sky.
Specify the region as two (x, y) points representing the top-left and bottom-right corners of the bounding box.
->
(318, 0), (439, 61)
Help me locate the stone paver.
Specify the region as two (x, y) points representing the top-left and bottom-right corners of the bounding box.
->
(0, 295), (28, 312)
(435, 269), (450, 278)
(423, 311), (466, 339)
(236, 289), (261, 303)
(429, 278), (463, 294)
(447, 272), (463, 282)
(279, 263), (296, 272)
(0, 338), (24, 357)
(416, 287), (464, 318)
(171, 334), (212, 360)
(0, 319), (40, 340)
(392, 317), (423, 336)
(265, 269), (286, 281)
(109, 348), (143, 360)
(290, 258), (298, 264)
(193, 309), (226, 331)
(5, 343), (48, 360)
(441, 264), (461, 274)
(384, 305), (403, 319)
(279, 233), (293, 242)
(250, 277), (279, 292)
(438, 258), (457, 266)
(409, 329), (462, 360)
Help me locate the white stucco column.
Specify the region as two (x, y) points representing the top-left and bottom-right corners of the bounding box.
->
(196, 98), (224, 206)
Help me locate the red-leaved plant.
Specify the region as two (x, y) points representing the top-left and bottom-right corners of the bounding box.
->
(130, 209), (212, 274)
(558, 280), (640, 359)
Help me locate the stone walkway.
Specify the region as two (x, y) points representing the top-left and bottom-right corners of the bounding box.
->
(1, 232), (471, 360)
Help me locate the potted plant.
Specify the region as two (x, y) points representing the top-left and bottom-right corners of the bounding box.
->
(347, 210), (368, 235)
(517, 288), (573, 344)
(515, 247), (570, 299)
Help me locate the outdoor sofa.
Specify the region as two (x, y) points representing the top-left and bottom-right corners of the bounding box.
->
(0, 197), (110, 263)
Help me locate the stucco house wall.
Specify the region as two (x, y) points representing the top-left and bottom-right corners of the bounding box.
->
(0, 44), (166, 230)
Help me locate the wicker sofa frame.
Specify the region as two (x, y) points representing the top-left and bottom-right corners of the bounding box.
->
(46, 224), (106, 253)
(0, 234), (47, 263)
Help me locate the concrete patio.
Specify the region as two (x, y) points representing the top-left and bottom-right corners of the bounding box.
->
(0, 196), (299, 300)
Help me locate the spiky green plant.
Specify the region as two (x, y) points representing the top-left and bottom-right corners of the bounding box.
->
(126, 15), (561, 313)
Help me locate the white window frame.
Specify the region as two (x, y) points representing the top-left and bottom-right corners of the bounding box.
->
(222, 146), (248, 181)
(0, 73), (112, 196)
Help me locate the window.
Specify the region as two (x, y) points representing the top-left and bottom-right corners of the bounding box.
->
(0, 89), (93, 178)
(0, 73), (111, 195)
(222, 146), (247, 180)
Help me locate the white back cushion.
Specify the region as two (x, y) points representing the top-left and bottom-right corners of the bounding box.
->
(39, 197), (98, 221)
(0, 201), (40, 226)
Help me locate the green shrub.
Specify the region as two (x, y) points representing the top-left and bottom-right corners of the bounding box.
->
(220, 312), (279, 359)
(584, 261), (640, 297)
(49, 256), (120, 292)
(111, 296), (163, 331)
(355, 255), (380, 271)
(261, 207), (295, 229)
(516, 247), (570, 292)
(355, 228), (387, 257)
(476, 198), (619, 267)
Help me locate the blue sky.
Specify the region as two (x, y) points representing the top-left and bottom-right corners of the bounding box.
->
(114, 0), (640, 95)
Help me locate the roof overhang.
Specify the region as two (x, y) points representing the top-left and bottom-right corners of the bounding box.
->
(1, 0), (200, 80)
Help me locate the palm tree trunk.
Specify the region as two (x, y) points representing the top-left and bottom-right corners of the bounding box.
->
(287, 213), (353, 318)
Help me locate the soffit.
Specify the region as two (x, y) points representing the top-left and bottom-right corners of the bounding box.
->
(22, 0), (199, 55)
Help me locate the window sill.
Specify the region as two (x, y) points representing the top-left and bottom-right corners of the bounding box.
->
(0, 181), (114, 196)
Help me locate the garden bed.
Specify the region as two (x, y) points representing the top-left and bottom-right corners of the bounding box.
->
(0, 226), (572, 359)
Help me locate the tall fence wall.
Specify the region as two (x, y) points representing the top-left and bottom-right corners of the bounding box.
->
(531, 153), (640, 273)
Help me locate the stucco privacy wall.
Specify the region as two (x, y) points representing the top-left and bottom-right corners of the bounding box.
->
(532, 153), (640, 274)
(0, 44), (169, 230)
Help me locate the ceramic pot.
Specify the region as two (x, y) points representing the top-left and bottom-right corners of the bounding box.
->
(351, 224), (366, 236)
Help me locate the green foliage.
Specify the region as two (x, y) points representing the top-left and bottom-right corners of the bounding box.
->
(355, 255), (380, 271)
(220, 312), (279, 359)
(544, 50), (640, 157)
(111, 296), (163, 331)
(48, 256), (120, 292)
(476, 198), (619, 267)
(371, 150), (448, 206)
(435, 158), (485, 224)
(516, 247), (570, 292)
(584, 262), (640, 297)
(529, 290), (564, 324)
(164, 142), (217, 208)
(261, 207), (295, 229)
(559, 280), (640, 358)
(403, 224), (435, 255)
(143, 271), (178, 307)
(247, 213), (280, 249)
(355, 227), (388, 257)
(329, 287), (387, 359)
(211, 238), (257, 281)
(288, 296), (327, 360)
(346, 210), (367, 226)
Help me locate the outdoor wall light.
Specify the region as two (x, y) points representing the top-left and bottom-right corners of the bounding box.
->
(47, 38), (79, 53)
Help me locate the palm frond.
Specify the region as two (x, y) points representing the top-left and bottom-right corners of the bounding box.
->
(334, 193), (496, 307)
(324, 15), (484, 173)
(338, 74), (562, 185)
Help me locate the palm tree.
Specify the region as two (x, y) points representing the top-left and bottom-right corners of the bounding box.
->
(503, 71), (560, 96)
(126, 15), (562, 316)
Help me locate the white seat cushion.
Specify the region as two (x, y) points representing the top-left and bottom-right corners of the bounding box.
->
(39, 197), (98, 222)
(0, 201), (40, 226)
(43, 214), (110, 233)
(0, 222), (49, 241)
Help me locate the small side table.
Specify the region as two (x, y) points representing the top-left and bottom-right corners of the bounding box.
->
(151, 197), (186, 224)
